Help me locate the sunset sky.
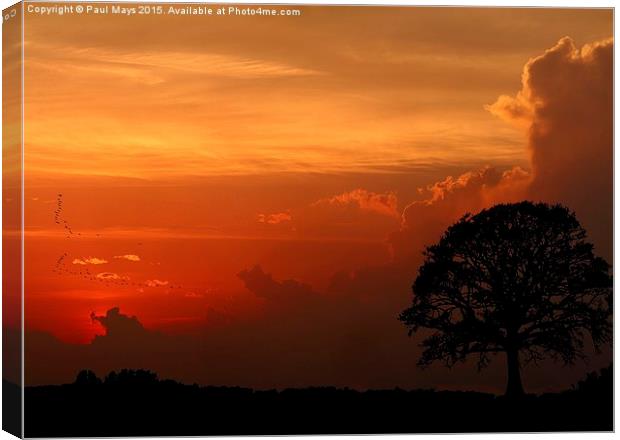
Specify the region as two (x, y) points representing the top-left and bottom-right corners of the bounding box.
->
(14, 5), (612, 392)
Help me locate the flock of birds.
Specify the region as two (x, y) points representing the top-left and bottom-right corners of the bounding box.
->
(51, 193), (199, 294)
(54, 194), (102, 239)
(54, 194), (77, 238)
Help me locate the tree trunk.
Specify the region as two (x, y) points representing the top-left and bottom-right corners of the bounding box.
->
(505, 348), (525, 398)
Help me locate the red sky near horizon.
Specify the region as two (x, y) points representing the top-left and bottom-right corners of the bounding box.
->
(5, 5), (613, 391)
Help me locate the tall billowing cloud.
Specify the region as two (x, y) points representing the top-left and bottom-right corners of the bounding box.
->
(487, 37), (613, 259)
(393, 37), (612, 262)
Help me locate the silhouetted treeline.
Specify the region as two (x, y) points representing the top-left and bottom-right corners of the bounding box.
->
(24, 365), (612, 437)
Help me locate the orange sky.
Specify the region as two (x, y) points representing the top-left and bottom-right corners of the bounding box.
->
(13, 5), (613, 391)
(23, 7), (611, 180)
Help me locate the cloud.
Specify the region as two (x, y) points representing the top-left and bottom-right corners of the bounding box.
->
(237, 265), (315, 305)
(90, 307), (147, 340)
(31, 46), (323, 90)
(257, 212), (292, 224)
(391, 37), (612, 262)
(96, 272), (123, 280)
(390, 166), (530, 260)
(289, 189), (401, 241)
(88, 48), (323, 79)
(114, 254), (141, 262)
(314, 189), (399, 218)
(72, 257), (108, 265)
(251, 189), (400, 241)
(145, 279), (169, 287)
(487, 36), (612, 258)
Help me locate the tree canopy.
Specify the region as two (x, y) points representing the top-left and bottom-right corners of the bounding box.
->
(399, 201), (612, 396)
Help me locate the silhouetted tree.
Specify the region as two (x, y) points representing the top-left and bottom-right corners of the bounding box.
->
(104, 369), (158, 386)
(74, 370), (102, 386)
(399, 202), (612, 397)
(573, 364), (612, 396)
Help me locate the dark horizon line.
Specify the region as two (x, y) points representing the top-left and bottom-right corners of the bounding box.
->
(17, 362), (613, 397)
